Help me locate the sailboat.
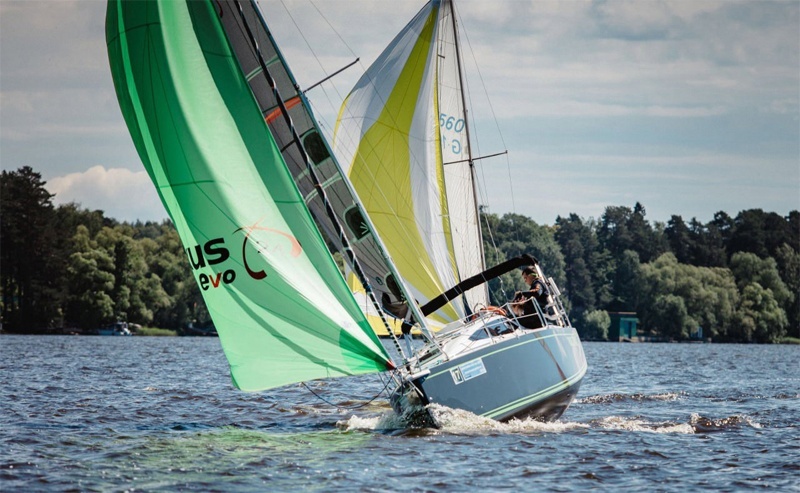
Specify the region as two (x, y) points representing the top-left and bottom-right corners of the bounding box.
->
(332, 0), (587, 421)
(105, 0), (586, 424)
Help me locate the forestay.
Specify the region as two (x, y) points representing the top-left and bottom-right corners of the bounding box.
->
(334, 0), (488, 326)
(106, 0), (392, 391)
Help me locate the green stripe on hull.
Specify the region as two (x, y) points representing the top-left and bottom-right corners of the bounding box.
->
(484, 363), (587, 419)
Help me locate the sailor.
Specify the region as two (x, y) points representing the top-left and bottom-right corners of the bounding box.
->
(510, 266), (549, 329)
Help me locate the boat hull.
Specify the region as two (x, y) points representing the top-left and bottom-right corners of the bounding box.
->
(392, 325), (587, 422)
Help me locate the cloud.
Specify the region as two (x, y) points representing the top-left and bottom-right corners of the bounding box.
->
(1, 0), (796, 228)
(46, 166), (167, 223)
(475, 146), (800, 226)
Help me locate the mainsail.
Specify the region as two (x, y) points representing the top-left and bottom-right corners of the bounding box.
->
(106, 0), (393, 391)
(334, 0), (488, 325)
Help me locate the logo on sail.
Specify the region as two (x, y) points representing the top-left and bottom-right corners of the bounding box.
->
(235, 221), (303, 281)
(186, 220), (302, 290)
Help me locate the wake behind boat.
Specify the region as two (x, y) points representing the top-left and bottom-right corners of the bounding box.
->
(106, 0), (586, 426)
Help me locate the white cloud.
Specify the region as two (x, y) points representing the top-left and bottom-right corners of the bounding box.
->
(47, 166), (167, 223)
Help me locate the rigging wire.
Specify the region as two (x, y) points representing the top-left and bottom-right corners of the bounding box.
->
(272, 1), (502, 324)
(233, 0), (409, 359)
(454, 5), (516, 218)
(451, 3), (516, 301)
(279, 0), (448, 344)
(276, 0), (350, 140)
(301, 371), (397, 410)
(339, 1), (490, 324)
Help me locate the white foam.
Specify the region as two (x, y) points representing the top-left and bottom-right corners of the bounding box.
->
(434, 408), (589, 434)
(336, 411), (410, 431)
(577, 391), (683, 404)
(338, 404), (589, 434)
(596, 415), (695, 434)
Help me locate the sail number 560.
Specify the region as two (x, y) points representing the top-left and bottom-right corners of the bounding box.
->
(439, 113), (465, 133)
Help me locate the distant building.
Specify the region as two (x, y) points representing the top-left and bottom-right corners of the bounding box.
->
(608, 312), (639, 341)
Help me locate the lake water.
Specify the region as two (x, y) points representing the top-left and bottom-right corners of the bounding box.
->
(1, 335), (797, 491)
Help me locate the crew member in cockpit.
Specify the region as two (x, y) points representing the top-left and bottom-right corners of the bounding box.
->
(510, 266), (549, 329)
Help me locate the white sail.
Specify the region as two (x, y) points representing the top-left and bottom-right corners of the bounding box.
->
(334, 0), (487, 326)
(435, 0), (488, 310)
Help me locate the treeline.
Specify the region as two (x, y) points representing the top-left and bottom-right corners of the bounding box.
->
(1, 167), (208, 333)
(2, 166), (798, 342)
(482, 204), (799, 343)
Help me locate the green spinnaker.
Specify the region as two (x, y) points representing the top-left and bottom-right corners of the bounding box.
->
(106, 0), (391, 391)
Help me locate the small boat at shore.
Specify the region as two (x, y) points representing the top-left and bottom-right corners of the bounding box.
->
(96, 321), (132, 336)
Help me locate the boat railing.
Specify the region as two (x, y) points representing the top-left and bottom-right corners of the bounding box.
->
(433, 289), (570, 343)
(498, 278), (571, 330)
(408, 279), (572, 372)
(545, 276), (572, 327)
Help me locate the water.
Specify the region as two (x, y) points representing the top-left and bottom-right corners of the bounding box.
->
(1, 336), (797, 491)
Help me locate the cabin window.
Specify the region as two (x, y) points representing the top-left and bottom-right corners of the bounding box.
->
(469, 321), (513, 341)
(469, 328), (490, 341)
(302, 131), (330, 165)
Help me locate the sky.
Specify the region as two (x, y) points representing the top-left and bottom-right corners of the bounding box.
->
(1, 0), (798, 226)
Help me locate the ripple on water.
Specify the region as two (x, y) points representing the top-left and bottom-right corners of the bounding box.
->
(1, 337), (798, 492)
(578, 391), (684, 404)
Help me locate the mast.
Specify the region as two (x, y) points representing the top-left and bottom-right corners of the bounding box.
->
(447, 0), (488, 291)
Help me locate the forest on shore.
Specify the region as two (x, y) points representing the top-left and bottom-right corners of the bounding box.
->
(2, 166), (798, 343)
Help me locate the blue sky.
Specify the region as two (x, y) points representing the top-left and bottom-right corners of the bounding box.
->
(1, 0), (798, 226)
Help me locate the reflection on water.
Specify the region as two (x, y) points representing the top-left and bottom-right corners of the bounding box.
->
(1, 336), (798, 491)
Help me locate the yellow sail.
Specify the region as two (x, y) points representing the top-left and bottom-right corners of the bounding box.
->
(334, 0), (488, 326)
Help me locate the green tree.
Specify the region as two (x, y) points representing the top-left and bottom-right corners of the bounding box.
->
(647, 294), (695, 340)
(732, 283), (788, 343)
(0, 166), (63, 331)
(639, 253), (738, 340)
(609, 249), (643, 312)
(709, 211), (735, 259)
(730, 253), (792, 308)
(689, 217), (727, 267)
(774, 243), (800, 338)
(143, 222), (206, 329)
(580, 309), (610, 341)
(729, 252), (791, 342)
(481, 212), (566, 304)
(554, 213), (601, 314)
(727, 209), (796, 260)
(95, 225), (171, 326)
(64, 225), (116, 329)
(597, 202), (666, 264)
(665, 215), (693, 264)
